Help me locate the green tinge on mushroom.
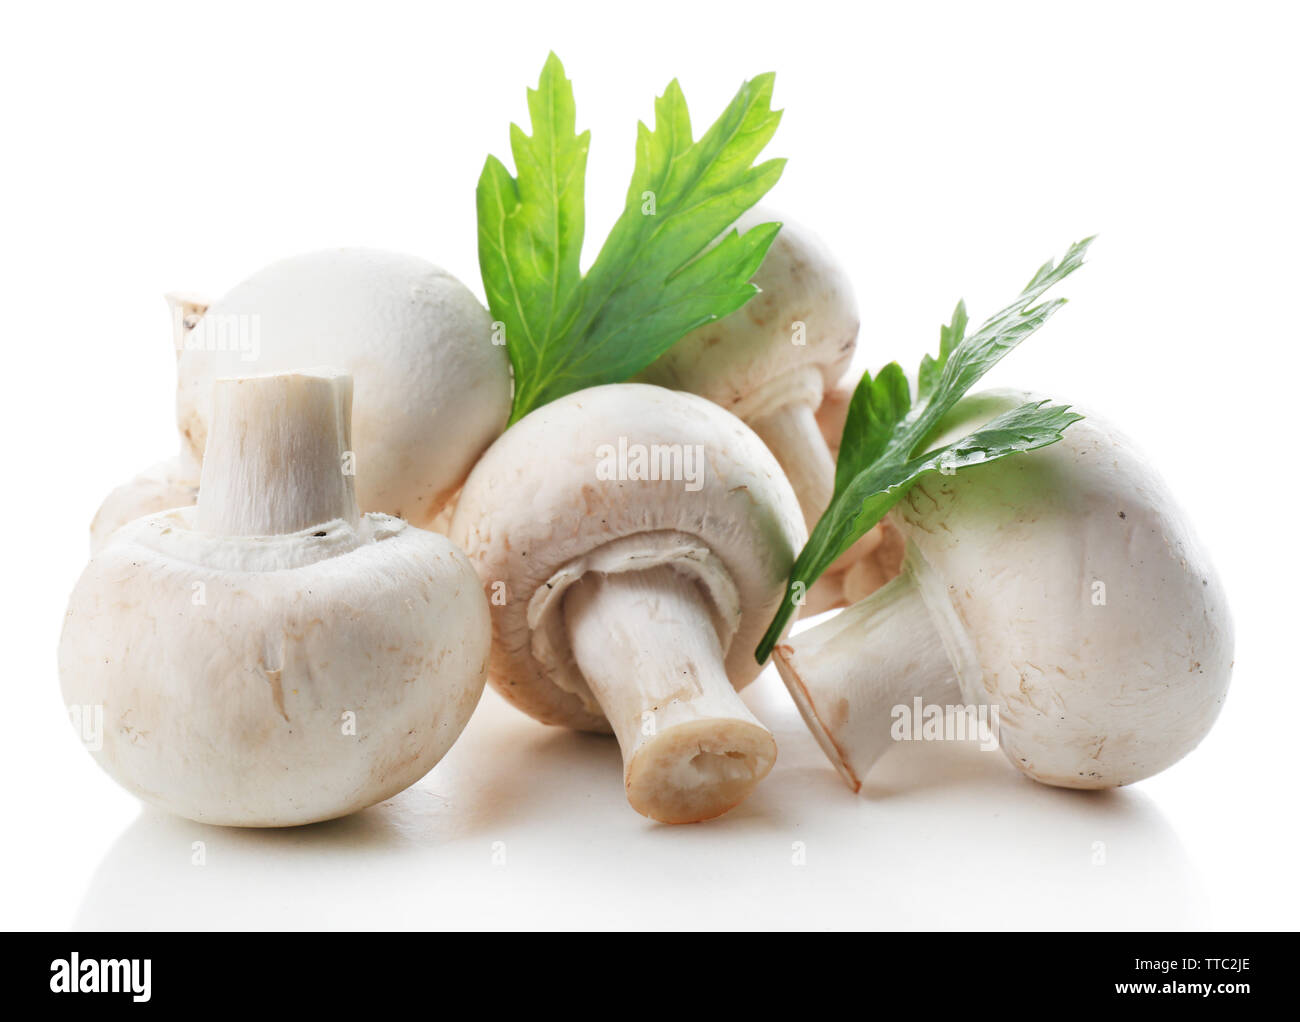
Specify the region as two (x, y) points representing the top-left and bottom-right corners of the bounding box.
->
(775, 390), (1234, 791)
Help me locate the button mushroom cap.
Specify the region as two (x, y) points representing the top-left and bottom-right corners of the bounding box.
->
(637, 208), (859, 526)
(60, 370), (491, 826)
(449, 383), (806, 823)
(175, 249), (510, 527)
(775, 389), (1233, 790)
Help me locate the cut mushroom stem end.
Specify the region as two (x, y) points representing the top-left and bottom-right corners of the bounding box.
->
(773, 559), (966, 792)
(565, 565), (777, 824)
(197, 370), (360, 537)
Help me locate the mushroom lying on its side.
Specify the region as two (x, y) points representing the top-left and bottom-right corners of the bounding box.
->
(774, 390), (1233, 791)
(450, 383), (806, 824)
(61, 369), (491, 826)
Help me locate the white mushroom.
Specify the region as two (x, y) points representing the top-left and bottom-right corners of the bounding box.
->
(640, 211), (896, 614)
(449, 383), (805, 823)
(774, 389), (1233, 790)
(175, 248), (511, 528)
(60, 369), (491, 826)
(638, 207), (858, 526)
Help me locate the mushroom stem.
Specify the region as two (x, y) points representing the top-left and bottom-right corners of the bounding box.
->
(773, 566), (964, 791)
(749, 401), (835, 525)
(165, 291), (209, 356)
(564, 565), (777, 824)
(196, 371), (360, 537)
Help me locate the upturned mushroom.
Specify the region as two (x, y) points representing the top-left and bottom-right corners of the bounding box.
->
(774, 389), (1233, 791)
(60, 368), (491, 826)
(174, 247), (511, 528)
(449, 383), (805, 823)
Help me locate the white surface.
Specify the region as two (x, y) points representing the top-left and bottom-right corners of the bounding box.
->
(1, 0), (1296, 930)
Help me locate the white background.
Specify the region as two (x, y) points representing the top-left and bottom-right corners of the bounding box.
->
(2, 0), (1296, 930)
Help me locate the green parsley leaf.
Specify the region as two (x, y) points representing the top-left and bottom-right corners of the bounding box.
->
(478, 54), (785, 422)
(476, 53), (589, 407)
(755, 238), (1094, 663)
